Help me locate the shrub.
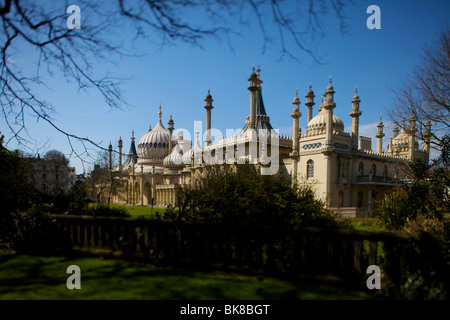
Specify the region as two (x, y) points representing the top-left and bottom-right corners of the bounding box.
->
(400, 215), (450, 300)
(85, 204), (130, 218)
(375, 191), (414, 230)
(5, 212), (71, 256)
(179, 164), (344, 229)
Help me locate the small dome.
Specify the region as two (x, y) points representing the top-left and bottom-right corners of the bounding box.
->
(138, 119), (170, 162)
(307, 108), (344, 134)
(182, 134), (203, 165)
(163, 144), (184, 168)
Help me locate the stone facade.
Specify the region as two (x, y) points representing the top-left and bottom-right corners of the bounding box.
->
(109, 68), (430, 217)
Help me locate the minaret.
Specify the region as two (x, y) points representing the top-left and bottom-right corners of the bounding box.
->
(305, 84), (315, 124)
(204, 90), (213, 147)
(168, 115), (174, 153)
(409, 115), (417, 161)
(324, 76), (336, 151)
(290, 89), (301, 185)
(350, 86), (362, 150)
(108, 142), (113, 170)
(248, 66), (259, 130)
(376, 116), (385, 153)
(118, 137), (123, 172)
(424, 120), (431, 163)
(393, 124), (399, 138)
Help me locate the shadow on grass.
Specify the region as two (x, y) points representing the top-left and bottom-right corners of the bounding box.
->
(0, 252), (373, 300)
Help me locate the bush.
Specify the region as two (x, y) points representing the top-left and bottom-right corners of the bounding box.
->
(4, 212), (72, 256)
(400, 215), (450, 300)
(179, 164), (344, 229)
(83, 204), (130, 218)
(375, 191), (414, 230)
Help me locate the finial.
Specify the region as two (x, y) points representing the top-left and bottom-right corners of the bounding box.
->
(158, 103), (162, 120)
(132, 130), (134, 138)
(208, 89), (210, 95)
(252, 65), (255, 73)
(256, 65), (261, 74)
(355, 85), (358, 94)
(195, 129), (200, 142)
(329, 75), (332, 85)
(309, 82), (312, 90)
(295, 88), (298, 96)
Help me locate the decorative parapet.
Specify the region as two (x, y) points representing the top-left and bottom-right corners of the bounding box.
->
(355, 149), (408, 162)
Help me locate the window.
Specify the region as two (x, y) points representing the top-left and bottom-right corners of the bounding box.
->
(357, 191), (364, 207)
(338, 191), (344, 208)
(383, 166), (388, 178)
(358, 162), (364, 176)
(307, 160), (314, 179)
(371, 164), (377, 175)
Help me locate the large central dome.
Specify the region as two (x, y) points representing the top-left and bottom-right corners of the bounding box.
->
(307, 107), (344, 135)
(138, 106), (170, 163)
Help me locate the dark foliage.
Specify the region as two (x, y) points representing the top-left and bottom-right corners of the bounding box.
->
(83, 204), (130, 218)
(178, 164), (346, 229)
(3, 212), (72, 256)
(0, 135), (36, 215)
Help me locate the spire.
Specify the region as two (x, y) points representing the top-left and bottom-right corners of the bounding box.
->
(376, 116), (385, 153)
(353, 85), (359, 100)
(327, 75), (333, 90)
(393, 123), (399, 137)
(324, 76), (335, 106)
(131, 130), (135, 142)
(305, 84), (315, 123)
(204, 89), (213, 110)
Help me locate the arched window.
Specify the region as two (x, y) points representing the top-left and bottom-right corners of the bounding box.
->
(338, 190), (344, 208)
(371, 164), (377, 175)
(383, 166), (388, 178)
(357, 191), (364, 207)
(359, 162), (364, 176)
(307, 160), (314, 179)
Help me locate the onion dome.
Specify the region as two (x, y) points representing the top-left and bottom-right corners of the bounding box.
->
(163, 144), (184, 168)
(306, 108), (344, 135)
(137, 105), (170, 163)
(182, 131), (203, 165)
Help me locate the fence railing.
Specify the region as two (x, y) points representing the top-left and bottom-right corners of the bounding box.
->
(52, 214), (416, 288)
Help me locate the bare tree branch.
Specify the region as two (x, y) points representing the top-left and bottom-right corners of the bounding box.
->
(0, 0), (353, 167)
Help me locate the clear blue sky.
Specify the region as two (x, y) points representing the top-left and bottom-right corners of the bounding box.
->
(2, 0), (449, 173)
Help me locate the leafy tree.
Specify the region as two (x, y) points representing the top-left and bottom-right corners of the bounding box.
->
(0, 135), (35, 215)
(178, 164), (343, 229)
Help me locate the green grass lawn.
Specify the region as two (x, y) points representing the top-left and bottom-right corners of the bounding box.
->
(351, 218), (385, 232)
(89, 203), (174, 218)
(0, 254), (373, 300)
